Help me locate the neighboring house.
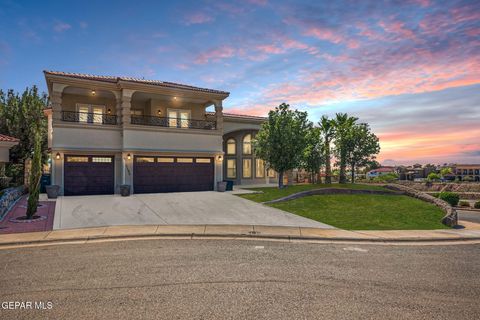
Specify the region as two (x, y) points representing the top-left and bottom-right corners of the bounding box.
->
(453, 164), (480, 182)
(367, 167), (395, 179)
(43, 71), (274, 196)
(0, 134), (19, 164)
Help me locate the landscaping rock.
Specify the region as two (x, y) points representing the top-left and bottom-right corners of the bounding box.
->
(384, 183), (458, 227)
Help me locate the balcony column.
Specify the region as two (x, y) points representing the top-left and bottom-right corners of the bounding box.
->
(121, 89), (134, 127)
(113, 91), (122, 124)
(214, 100), (223, 131)
(51, 83), (67, 122)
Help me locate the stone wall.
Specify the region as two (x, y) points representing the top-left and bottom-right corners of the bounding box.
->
(0, 186), (25, 220)
(384, 183), (458, 227)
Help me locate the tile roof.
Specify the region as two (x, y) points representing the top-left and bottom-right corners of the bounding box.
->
(0, 134), (19, 142)
(44, 70), (229, 95)
(207, 111), (266, 121)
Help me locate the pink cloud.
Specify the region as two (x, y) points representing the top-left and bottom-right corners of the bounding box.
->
(256, 44), (285, 54)
(305, 27), (359, 49)
(378, 20), (416, 40)
(195, 45), (236, 64)
(184, 12), (214, 25)
(53, 21), (71, 33)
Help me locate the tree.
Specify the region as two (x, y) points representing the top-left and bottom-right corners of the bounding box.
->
(333, 113), (358, 184)
(345, 123), (380, 183)
(318, 115), (335, 184)
(26, 130), (42, 219)
(254, 103), (311, 188)
(365, 160), (381, 171)
(0, 87), (48, 184)
(440, 167), (452, 177)
(302, 127), (324, 184)
(427, 172), (441, 181)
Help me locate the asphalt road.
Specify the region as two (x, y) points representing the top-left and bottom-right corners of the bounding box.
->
(1, 239), (479, 320)
(458, 209), (480, 224)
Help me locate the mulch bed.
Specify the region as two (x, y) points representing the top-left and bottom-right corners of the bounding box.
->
(0, 196), (55, 234)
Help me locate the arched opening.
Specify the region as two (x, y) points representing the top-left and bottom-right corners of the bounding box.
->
(226, 138), (236, 155)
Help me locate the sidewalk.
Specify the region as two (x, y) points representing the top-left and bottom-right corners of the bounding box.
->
(1, 221), (480, 247)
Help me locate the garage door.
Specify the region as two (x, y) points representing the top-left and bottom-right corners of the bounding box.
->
(64, 155), (115, 196)
(133, 156), (214, 193)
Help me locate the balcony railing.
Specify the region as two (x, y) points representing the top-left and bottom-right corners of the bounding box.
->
(131, 115), (216, 130)
(62, 111), (117, 125)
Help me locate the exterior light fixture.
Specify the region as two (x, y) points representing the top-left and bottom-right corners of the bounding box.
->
(127, 153), (131, 160)
(157, 109), (162, 115)
(91, 89), (96, 96)
(173, 96), (177, 100)
(107, 108), (112, 114)
(217, 155), (223, 162)
(55, 152), (61, 160)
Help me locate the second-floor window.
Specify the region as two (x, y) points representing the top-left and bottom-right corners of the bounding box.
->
(168, 109), (190, 128)
(243, 134), (252, 154)
(76, 104), (105, 124)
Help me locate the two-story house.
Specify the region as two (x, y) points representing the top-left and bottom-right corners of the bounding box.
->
(43, 71), (275, 196)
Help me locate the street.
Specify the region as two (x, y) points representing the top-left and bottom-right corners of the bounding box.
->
(1, 239), (479, 319)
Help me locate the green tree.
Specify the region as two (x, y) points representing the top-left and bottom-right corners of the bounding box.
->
(318, 115), (335, 184)
(26, 130), (42, 219)
(345, 123), (380, 183)
(333, 113), (358, 184)
(0, 86), (48, 184)
(427, 172), (441, 181)
(302, 126), (324, 184)
(254, 103), (311, 188)
(440, 167), (452, 178)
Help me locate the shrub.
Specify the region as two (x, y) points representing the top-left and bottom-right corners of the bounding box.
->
(459, 201), (470, 208)
(427, 172), (441, 181)
(373, 173), (399, 183)
(430, 193), (440, 198)
(474, 201), (480, 209)
(438, 192), (460, 206)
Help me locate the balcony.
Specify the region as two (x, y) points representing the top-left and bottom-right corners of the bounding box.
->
(131, 115), (216, 130)
(62, 111), (117, 125)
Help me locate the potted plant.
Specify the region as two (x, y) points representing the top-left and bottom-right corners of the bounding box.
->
(45, 185), (60, 199)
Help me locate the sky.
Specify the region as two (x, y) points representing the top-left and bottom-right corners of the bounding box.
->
(0, 0), (479, 165)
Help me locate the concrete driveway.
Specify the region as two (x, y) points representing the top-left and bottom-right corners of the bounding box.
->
(53, 191), (333, 230)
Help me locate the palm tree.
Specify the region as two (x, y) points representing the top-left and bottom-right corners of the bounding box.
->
(318, 116), (335, 184)
(333, 113), (358, 184)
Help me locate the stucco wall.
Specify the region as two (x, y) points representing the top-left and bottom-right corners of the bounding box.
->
(123, 129), (222, 153)
(223, 120), (262, 135)
(52, 127), (122, 151)
(62, 93), (117, 113)
(131, 97), (207, 119)
(0, 147), (9, 163)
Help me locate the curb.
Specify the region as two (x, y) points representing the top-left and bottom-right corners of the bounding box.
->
(2, 231), (480, 248)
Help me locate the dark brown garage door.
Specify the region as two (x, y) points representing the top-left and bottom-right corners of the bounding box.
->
(133, 156), (214, 193)
(64, 155), (115, 196)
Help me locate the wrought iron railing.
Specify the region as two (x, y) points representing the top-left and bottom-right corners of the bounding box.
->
(62, 111), (117, 125)
(131, 115), (216, 130)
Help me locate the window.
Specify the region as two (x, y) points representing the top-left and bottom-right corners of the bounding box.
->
(66, 156), (89, 162)
(268, 168), (276, 178)
(92, 157), (112, 163)
(256, 159), (265, 178)
(76, 104), (105, 124)
(157, 157), (175, 163)
(196, 158), (211, 163)
(226, 138), (236, 155)
(168, 109), (190, 128)
(243, 134), (252, 154)
(177, 158), (193, 163)
(243, 159), (252, 178)
(227, 159), (236, 178)
(136, 157), (155, 163)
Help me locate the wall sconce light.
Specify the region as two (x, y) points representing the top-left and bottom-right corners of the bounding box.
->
(107, 108), (112, 114)
(157, 109), (162, 115)
(217, 155), (223, 162)
(91, 89), (96, 96)
(127, 153), (131, 160)
(55, 152), (61, 160)
(173, 96), (177, 100)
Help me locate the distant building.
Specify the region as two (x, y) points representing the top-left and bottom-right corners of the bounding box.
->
(367, 167), (395, 179)
(453, 164), (480, 182)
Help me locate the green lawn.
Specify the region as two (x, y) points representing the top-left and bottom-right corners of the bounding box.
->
(239, 183), (389, 203)
(269, 194), (448, 230)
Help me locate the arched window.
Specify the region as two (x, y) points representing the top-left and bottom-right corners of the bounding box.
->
(226, 138), (236, 155)
(243, 134), (252, 155)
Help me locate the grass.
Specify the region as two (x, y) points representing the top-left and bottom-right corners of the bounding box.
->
(237, 184), (449, 230)
(269, 194), (448, 230)
(238, 183), (390, 203)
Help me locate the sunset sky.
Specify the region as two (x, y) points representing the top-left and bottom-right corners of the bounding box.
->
(0, 0), (479, 165)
